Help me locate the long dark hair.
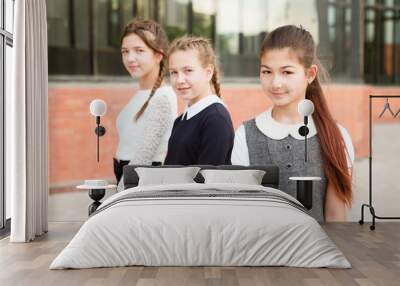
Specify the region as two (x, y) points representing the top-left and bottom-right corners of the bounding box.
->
(121, 18), (169, 120)
(260, 25), (352, 206)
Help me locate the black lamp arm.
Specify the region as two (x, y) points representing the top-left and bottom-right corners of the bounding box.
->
(94, 116), (106, 162)
(297, 116), (309, 162)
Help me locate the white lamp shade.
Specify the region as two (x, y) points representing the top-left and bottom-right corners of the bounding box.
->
(90, 99), (107, 117)
(298, 99), (315, 116)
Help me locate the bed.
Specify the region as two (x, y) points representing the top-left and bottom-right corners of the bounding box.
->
(50, 165), (350, 269)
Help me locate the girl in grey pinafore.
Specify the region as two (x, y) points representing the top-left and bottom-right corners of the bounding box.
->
(244, 119), (327, 222)
(232, 25), (353, 222)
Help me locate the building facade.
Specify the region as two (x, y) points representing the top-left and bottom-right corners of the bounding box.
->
(45, 0), (400, 187)
(47, 0), (400, 84)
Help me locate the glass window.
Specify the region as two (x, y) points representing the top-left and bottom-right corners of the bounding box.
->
(364, 5), (377, 83)
(383, 7), (394, 80)
(94, 0), (108, 49)
(5, 0), (14, 33)
(121, 0), (134, 28)
(365, 6), (375, 42)
(327, 1), (352, 78)
(47, 0), (91, 75)
(385, 0), (395, 7)
(216, 0), (268, 77)
(217, 0), (320, 77)
(216, 0), (240, 57)
(5, 43), (12, 220)
(94, 0), (129, 75)
(46, 0), (400, 85)
(0, 0), (2, 28)
(135, 0), (157, 20)
(395, 5), (400, 82)
(192, 0), (215, 39)
(1, 0), (14, 229)
(108, 0), (123, 47)
(159, 0), (189, 41)
(364, 0), (400, 84)
(47, 0), (71, 48)
(73, 0), (90, 50)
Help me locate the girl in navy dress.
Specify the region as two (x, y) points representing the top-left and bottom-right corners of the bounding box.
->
(164, 37), (234, 165)
(232, 25), (354, 222)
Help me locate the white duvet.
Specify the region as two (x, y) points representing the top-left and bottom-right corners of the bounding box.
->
(50, 183), (351, 269)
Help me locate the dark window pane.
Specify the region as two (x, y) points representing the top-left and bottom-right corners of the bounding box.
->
(395, 8), (400, 82)
(47, 0), (71, 48)
(322, 1), (353, 79)
(94, 0), (125, 75)
(383, 9), (394, 81)
(136, 0), (157, 20)
(364, 1), (400, 84)
(121, 0), (134, 29)
(47, 0), (91, 74)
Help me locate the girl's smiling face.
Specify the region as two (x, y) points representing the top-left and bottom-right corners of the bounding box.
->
(121, 33), (162, 79)
(168, 49), (213, 106)
(260, 47), (317, 108)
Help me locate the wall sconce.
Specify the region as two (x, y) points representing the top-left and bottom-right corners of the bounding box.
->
(298, 99), (315, 162)
(89, 99), (107, 162)
(290, 99), (321, 210)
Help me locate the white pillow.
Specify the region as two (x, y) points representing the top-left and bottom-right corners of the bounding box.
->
(135, 167), (200, 186)
(200, 169), (266, 185)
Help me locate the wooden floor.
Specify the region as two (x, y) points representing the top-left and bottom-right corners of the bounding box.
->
(0, 222), (399, 286)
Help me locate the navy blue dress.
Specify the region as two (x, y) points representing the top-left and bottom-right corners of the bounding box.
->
(164, 103), (234, 165)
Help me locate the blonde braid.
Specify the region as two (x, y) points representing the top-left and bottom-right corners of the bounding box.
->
(121, 18), (169, 121)
(168, 37), (210, 56)
(168, 36), (221, 97)
(211, 68), (221, 97)
(135, 61), (165, 121)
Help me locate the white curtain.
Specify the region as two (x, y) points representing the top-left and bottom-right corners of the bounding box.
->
(8, 0), (49, 242)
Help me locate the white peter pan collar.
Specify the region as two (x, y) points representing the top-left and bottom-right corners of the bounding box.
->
(182, 95), (225, 120)
(255, 108), (317, 140)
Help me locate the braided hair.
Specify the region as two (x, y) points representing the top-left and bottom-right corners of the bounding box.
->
(121, 18), (169, 121)
(260, 25), (352, 206)
(167, 36), (221, 97)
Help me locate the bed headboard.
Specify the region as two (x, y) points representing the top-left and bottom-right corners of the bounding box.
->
(123, 165), (279, 190)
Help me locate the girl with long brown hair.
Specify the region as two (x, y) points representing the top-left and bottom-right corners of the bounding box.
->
(164, 36), (234, 165)
(115, 19), (177, 189)
(231, 25), (354, 222)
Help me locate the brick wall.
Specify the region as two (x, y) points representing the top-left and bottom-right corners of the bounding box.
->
(49, 82), (400, 187)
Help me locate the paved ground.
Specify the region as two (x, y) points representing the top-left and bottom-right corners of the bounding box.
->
(49, 123), (400, 223)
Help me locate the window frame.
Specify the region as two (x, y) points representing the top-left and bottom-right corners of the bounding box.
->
(1, 0), (14, 233)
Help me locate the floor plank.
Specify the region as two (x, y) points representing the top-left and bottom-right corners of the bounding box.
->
(1, 222), (400, 286)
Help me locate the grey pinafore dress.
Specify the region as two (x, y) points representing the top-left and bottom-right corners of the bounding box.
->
(244, 119), (327, 222)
